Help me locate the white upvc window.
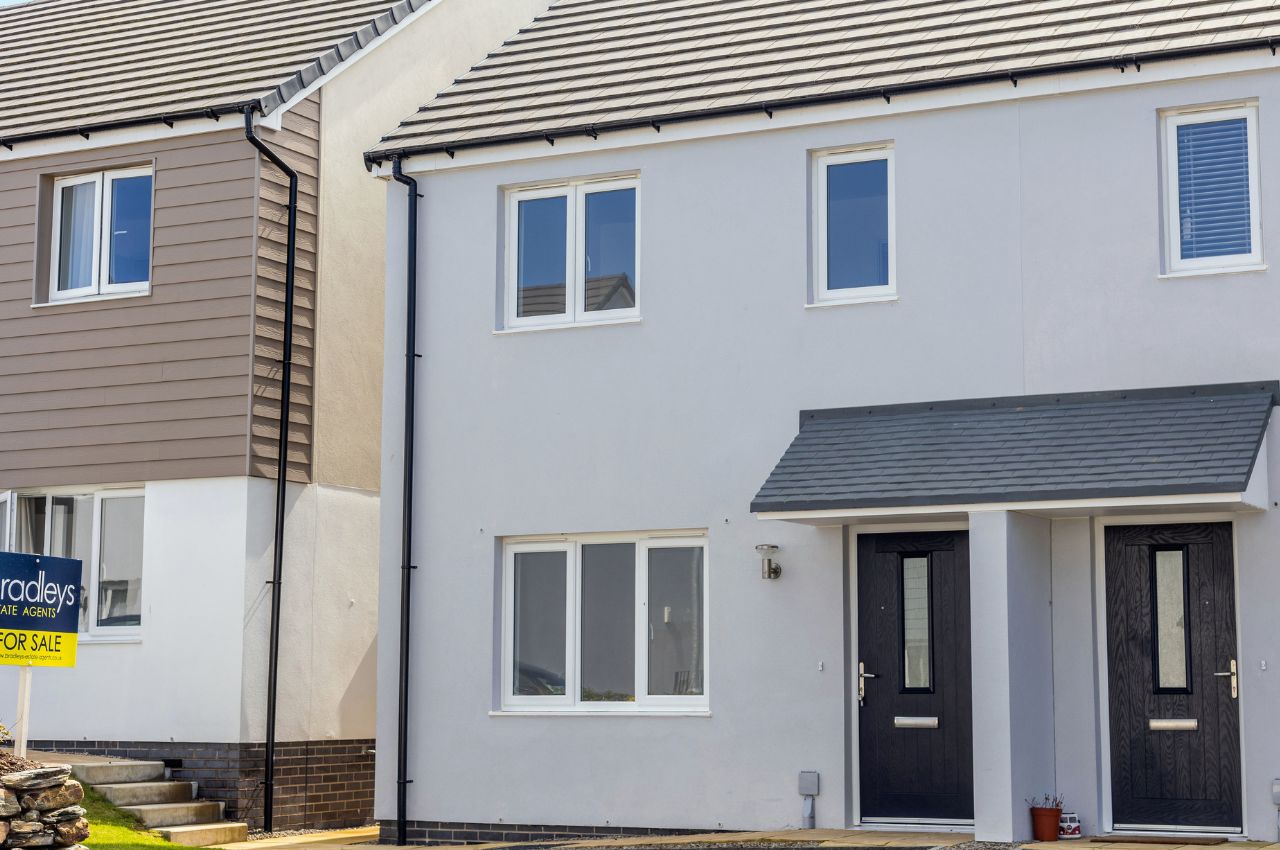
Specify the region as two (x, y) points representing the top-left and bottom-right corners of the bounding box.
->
(0, 488), (144, 638)
(501, 532), (708, 712)
(1162, 104), (1262, 275)
(49, 166), (154, 302)
(813, 145), (896, 304)
(504, 176), (640, 329)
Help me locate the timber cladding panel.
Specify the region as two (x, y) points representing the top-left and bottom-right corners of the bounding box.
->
(0, 127), (258, 489)
(252, 94), (319, 484)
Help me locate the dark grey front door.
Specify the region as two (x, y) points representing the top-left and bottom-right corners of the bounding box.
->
(857, 531), (973, 821)
(1105, 523), (1242, 830)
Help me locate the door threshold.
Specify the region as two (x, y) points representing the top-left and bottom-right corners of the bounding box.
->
(856, 819), (974, 832)
(1104, 829), (1243, 841)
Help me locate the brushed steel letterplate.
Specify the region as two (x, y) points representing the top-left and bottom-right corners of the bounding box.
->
(1149, 718), (1198, 732)
(1214, 659), (1238, 699)
(894, 716), (939, 729)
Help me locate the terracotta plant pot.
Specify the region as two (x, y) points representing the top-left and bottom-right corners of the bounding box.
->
(1031, 806), (1063, 841)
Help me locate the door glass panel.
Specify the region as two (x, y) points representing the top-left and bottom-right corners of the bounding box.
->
(583, 188), (636, 312)
(1154, 548), (1189, 690)
(98, 496), (143, 628)
(512, 550), (567, 695)
(516, 195), (568, 317)
(107, 174), (153, 285)
(647, 546), (704, 696)
(580, 543), (635, 702)
(902, 556), (931, 689)
(57, 181), (97, 292)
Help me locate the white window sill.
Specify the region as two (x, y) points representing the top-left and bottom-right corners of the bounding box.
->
(34, 289), (150, 308)
(78, 634), (141, 645)
(494, 316), (642, 335)
(1158, 263), (1268, 280)
(807, 292), (899, 308)
(490, 709), (710, 718)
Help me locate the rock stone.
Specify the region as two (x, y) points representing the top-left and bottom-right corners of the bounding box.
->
(0, 789), (18, 817)
(0, 768), (70, 792)
(0, 821), (9, 843)
(39, 808), (84, 825)
(8, 831), (54, 848)
(9, 822), (43, 836)
(17, 810), (39, 823)
(51, 819), (87, 847)
(21, 783), (82, 813)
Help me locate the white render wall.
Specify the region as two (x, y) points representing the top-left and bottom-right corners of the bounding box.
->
(0, 477), (378, 745)
(379, 65), (1280, 836)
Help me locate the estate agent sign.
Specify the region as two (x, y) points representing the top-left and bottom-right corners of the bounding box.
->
(0, 552), (80, 668)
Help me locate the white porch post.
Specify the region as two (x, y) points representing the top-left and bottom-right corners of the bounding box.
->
(968, 510), (1056, 841)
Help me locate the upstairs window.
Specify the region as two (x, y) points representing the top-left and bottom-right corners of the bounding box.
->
(814, 145), (895, 303)
(1163, 105), (1261, 274)
(505, 177), (639, 329)
(50, 166), (153, 301)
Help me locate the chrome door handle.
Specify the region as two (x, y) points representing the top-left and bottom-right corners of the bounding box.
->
(1214, 659), (1238, 699)
(857, 662), (878, 706)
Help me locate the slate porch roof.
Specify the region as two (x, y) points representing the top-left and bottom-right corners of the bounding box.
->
(0, 0), (434, 147)
(751, 382), (1278, 513)
(368, 0), (1280, 163)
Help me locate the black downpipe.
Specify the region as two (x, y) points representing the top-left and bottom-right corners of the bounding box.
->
(243, 106), (299, 836)
(390, 158), (420, 847)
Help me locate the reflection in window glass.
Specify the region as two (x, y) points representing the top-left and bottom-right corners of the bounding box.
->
(1154, 549), (1189, 690)
(583, 188), (636, 312)
(647, 546), (704, 696)
(516, 196), (568, 317)
(14, 496), (46, 556)
(580, 543), (635, 701)
(902, 556), (931, 689)
(108, 175), (152, 284)
(57, 182), (97, 292)
(98, 497), (143, 628)
(512, 550), (567, 695)
(827, 158), (889, 289)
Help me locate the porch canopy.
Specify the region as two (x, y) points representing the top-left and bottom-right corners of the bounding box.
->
(752, 381), (1278, 521)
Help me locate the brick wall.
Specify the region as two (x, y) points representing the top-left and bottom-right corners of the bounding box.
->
(33, 738), (375, 831)
(380, 820), (714, 845)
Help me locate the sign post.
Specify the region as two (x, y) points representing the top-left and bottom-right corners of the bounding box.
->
(0, 552), (81, 757)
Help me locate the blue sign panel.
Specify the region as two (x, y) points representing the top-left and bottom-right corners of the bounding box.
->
(0, 552), (81, 667)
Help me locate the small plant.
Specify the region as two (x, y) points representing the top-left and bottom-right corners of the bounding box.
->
(1027, 792), (1066, 809)
(0, 721), (11, 744)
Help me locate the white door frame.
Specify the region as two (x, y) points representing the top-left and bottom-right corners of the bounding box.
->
(1092, 513), (1247, 836)
(846, 521), (973, 830)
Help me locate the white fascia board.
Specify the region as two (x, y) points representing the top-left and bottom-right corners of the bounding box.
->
(259, 0), (448, 130)
(0, 117), (230, 164)
(1241, 413), (1273, 510)
(757, 492), (1252, 525)
(374, 50), (1280, 178)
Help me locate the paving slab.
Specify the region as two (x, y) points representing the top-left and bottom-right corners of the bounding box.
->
(214, 826), (381, 850)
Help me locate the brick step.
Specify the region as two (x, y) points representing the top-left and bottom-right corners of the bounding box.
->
(70, 760), (165, 785)
(94, 781), (196, 807)
(119, 800), (224, 828)
(154, 822), (249, 847)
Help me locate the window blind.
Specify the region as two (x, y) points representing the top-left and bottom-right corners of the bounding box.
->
(1176, 117), (1252, 260)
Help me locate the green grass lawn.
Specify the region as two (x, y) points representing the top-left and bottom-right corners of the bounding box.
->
(80, 786), (184, 850)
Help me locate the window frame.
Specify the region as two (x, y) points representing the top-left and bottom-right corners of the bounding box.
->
(1162, 103), (1262, 275)
(813, 145), (897, 304)
(500, 532), (709, 713)
(48, 166), (154, 303)
(503, 176), (641, 330)
(88, 489), (145, 639)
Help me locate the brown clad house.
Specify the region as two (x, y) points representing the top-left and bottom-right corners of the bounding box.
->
(0, 0), (549, 842)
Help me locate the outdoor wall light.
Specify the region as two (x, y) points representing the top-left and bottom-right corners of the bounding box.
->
(756, 544), (782, 580)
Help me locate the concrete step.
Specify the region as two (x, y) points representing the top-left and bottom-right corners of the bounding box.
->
(154, 822), (249, 847)
(94, 780), (196, 807)
(70, 760), (165, 785)
(119, 800), (224, 828)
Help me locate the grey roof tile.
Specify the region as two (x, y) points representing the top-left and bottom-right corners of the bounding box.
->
(750, 382), (1278, 512)
(0, 0), (434, 145)
(369, 0), (1280, 160)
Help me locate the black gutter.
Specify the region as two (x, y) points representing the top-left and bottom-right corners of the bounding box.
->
(390, 157), (420, 848)
(243, 106), (299, 837)
(365, 37), (1280, 166)
(0, 102), (254, 151)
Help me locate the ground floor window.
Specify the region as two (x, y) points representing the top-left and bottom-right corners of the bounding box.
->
(502, 532), (708, 712)
(0, 489), (144, 636)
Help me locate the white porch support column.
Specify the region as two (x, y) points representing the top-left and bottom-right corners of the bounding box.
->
(968, 510), (1055, 841)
